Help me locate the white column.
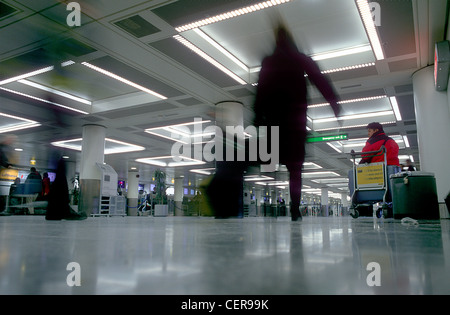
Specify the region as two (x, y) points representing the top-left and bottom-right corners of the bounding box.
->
(127, 170), (139, 216)
(79, 124), (106, 216)
(413, 66), (450, 208)
(321, 188), (329, 216)
(174, 177), (184, 216)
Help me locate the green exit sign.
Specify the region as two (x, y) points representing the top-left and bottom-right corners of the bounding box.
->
(306, 134), (348, 143)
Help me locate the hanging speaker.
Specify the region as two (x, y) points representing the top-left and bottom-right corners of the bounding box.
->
(434, 40), (450, 91)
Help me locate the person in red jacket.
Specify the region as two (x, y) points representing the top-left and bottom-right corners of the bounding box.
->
(360, 122), (399, 166)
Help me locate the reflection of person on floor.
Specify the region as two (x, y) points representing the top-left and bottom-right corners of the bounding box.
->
(46, 159), (86, 221)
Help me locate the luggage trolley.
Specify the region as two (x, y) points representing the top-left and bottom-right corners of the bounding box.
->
(348, 146), (399, 219)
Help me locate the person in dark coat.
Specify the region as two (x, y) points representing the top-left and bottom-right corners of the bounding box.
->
(46, 158), (86, 220)
(253, 24), (341, 221)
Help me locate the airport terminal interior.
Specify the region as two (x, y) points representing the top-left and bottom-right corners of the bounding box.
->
(0, 0), (450, 295)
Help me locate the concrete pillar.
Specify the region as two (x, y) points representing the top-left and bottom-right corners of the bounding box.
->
(127, 170), (139, 216)
(413, 66), (450, 216)
(255, 188), (262, 216)
(79, 124), (105, 216)
(174, 177), (184, 216)
(321, 188), (329, 217)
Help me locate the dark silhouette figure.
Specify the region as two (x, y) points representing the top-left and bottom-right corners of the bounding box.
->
(46, 159), (86, 220)
(253, 24), (341, 221)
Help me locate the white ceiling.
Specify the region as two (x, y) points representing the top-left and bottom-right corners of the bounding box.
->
(0, 0), (448, 197)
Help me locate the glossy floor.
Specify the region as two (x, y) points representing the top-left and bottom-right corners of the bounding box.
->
(0, 215), (449, 295)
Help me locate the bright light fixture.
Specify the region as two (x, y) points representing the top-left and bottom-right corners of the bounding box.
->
(356, 0), (384, 60)
(136, 156), (206, 167)
(190, 168), (216, 175)
(315, 121), (396, 132)
(145, 119), (212, 143)
(193, 29), (249, 72)
(311, 44), (372, 61)
(175, 0), (291, 32)
(18, 79), (92, 105)
(51, 138), (145, 154)
(0, 66), (54, 86)
(313, 110), (393, 123)
(402, 135), (410, 148)
(327, 142), (342, 153)
(244, 175), (274, 181)
(0, 86), (89, 114)
(0, 112), (41, 134)
(302, 171), (340, 178)
(173, 35), (247, 85)
(309, 95), (386, 108)
(389, 96), (402, 121)
(81, 62), (167, 99)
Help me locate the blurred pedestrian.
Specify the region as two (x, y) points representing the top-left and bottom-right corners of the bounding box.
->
(0, 134), (16, 169)
(253, 24), (341, 221)
(24, 167), (42, 214)
(46, 158), (86, 220)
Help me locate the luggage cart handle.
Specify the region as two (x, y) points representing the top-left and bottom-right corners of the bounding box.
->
(350, 146), (386, 159)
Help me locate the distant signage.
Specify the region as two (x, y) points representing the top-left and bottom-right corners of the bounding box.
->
(0, 168), (19, 181)
(306, 134), (348, 143)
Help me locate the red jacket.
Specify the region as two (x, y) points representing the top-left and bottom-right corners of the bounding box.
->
(360, 131), (399, 166)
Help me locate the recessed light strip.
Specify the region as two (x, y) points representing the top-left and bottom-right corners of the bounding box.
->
(175, 0), (291, 32)
(193, 29), (249, 72)
(313, 110), (393, 123)
(308, 95), (386, 108)
(173, 35), (247, 85)
(0, 86), (89, 114)
(81, 62), (167, 100)
(311, 44), (372, 61)
(17, 79), (92, 105)
(389, 96), (402, 121)
(315, 121), (396, 132)
(0, 66), (54, 86)
(356, 0), (384, 60)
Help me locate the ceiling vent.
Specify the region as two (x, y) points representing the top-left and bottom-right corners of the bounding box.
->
(114, 15), (160, 38)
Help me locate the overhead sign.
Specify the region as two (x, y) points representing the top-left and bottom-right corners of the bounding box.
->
(306, 134), (348, 143)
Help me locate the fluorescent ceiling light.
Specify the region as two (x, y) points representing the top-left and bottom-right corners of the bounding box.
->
(327, 142), (342, 153)
(309, 95), (386, 108)
(190, 168), (216, 175)
(145, 119), (212, 143)
(303, 162), (322, 169)
(302, 171), (340, 178)
(244, 175), (274, 181)
(312, 178), (348, 184)
(313, 110), (393, 123)
(315, 121), (396, 132)
(51, 138), (145, 154)
(18, 79), (92, 105)
(0, 87), (89, 115)
(193, 29), (249, 72)
(81, 62), (167, 99)
(0, 66), (54, 86)
(173, 35), (247, 85)
(389, 96), (402, 121)
(0, 112), (41, 134)
(255, 180), (289, 186)
(356, 0), (384, 60)
(321, 62), (376, 74)
(311, 44), (372, 61)
(175, 0), (291, 32)
(402, 135), (410, 148)
(136, 156), (206, 167)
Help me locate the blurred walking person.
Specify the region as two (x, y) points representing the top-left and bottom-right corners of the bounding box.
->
(253, 24), (341, 221)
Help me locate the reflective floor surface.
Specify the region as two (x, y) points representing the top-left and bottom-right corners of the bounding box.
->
(0, 215), (449, 295)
